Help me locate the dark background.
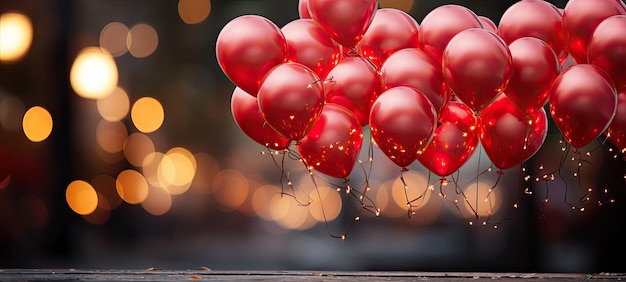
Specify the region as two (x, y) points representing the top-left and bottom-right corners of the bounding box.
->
(2, 0), (626, 273)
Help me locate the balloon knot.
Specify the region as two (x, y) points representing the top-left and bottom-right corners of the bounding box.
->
(497, 169), (504, 175)
(342, 177), (350, 184)
(401, 167), (409, 172)
(345, 47), (359, 57)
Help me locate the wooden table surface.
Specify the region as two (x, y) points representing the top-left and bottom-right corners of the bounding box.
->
(0, 269), (624, 281)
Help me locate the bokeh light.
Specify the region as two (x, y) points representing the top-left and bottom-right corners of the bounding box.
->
(95, 120), (127, 153)
(127, 23), (158, 58)
(212, 169), (249, 211)
(178, 0), (212, 24)
(70, 47), (118, 99)
(99, 22), (130, 57)
(158, 147), (197, 195)
(190, 152), (220, 194)
(308, 185), (342, 222)
(379, 0), (414, 12)
(66, 180), (99, 215)
(124, 132), (156, 167)
(391, 171), (431, 211)
(116, 169), (149, 204)
(463, 182), (502, 219)
(141, 185), (173, 216)
(131, 97), (164, 133)
(97, 86), (130, 122)
(0, 12), (33, 63)
(251, 184), (280, 221)
(0, 95), (26, 132)
(22, 106), (53, 142)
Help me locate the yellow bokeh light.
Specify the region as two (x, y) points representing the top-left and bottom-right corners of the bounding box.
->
(157, 147), (197, 195)
(308, 185), (342, 222)
(127, 23), (158, 58)
(391, 170), (431, 210)
(251, 184), (279, 221)
(22, 106), (53, 142)
(379, 0), (414, 12)
(97, 87), (130, 122)
(131, 97), (164, 133)
(0, 95), (26, 132)
(70, 47), (118, 99)
(212, 169), (249, 211)
(141, 185), (172, 216)
(66, 180), (98, 215)
(463, 182), (502, 218)
(116, 169), (149, 204)
(99, 22), (129, 57)
(141, 152), (167, 188)
(0, 12), (33, 63)
(123, 132), (155, 167)
(96, 120), (127, 153)
(178, 0), (212, 24)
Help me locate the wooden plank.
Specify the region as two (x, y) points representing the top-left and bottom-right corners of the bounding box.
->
(0, 269), (624, 281)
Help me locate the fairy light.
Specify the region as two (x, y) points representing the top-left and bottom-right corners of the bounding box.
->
(354, 216), (360, 221)
(493, 225), (498, 229)
(513, 203), (518, 208)
(375, 208), (381, 216)
(539, 164), (544, 170)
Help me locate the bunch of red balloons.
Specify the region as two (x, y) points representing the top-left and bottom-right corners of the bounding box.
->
(219, 0), (626, 181)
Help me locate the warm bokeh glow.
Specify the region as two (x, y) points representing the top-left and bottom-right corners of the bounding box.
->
(66, 180), (99, 215)
(127, 23), (158, 58)
(142, 152), (167, 188)
(22, 106), (53, 142)
(251, 184), (279, 221)
(212, 169), (249, 211)
(96, 120), (127, 153)
(141, 185), (172, 216)
(131, 97), (164, 133)
(124, 132), (156, 167)
(70, 47), (118, 99)
(0, 12), (33, 63)
(158, 147), (197, 195)
(97, 87), (130, 122)
(99, 22), (130, 57)
(308, 185), (342, 222)
(463, 182), (502, 218)
(391, 171), (431, 210)
(379, 0), (414, 12)
(116, 169), (149, 204)
(178, 0), (212, 24)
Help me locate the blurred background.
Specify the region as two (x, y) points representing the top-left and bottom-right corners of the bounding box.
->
(1, 0), (625, 273)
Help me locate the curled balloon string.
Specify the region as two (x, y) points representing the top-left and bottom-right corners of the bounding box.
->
(262, 146), (315, 207)
(400, 168), (430, 218)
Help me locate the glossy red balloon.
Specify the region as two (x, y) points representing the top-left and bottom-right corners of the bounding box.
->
(369, 86), (438, 168)
(607, 88), (626, 151)
(442, 28), (512, 114)
(479, 16), (498, 33)
(478, 94), (548, 170)
(230, 87), (291, 150)
(417, 101), (479, 177)
(505, 37), (561, 116)
(357, 8), (420, 69)
(325, 56), (381, 127)
(298, 0), (311, 19)
(380, 48), (449, 117)
(549, 64), (618, 148)
(562, 0), (626, 64)
(257, 62), (325, 141)
(498, 0), (567, 64)
(281, 19), (342, 79)
(588, 15), (626, 90)
(216, 15), (287, 96)
(418, 4), (483, 63)
(297, 104), (363, 179)
(308, 0), (378, 49)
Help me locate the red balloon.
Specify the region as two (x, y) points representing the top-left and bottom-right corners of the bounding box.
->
(607, 88), (626, 152)
(442, 28), (512, 114)
(562, 0), (626, 64)
(297, 104), (363, 179)
(380, 48), (449, 117)
(216, 15), (287, 96)
(498, 0), (567, 64)
(479, 16), (498, 33)
(549, 64), (618, 149)
(417, 101), (479, 177)
(230, 87), (291, 150)
(369, 86), (438, 168)
(478, 94), (548, 170)
(357, 8), (420, 69)
(325, 56), (381, 127)
(418, 4), (483, 63)
(298, 0), (311, 19)
(281, 19), (342, 79)
(308, 0), (378, 49)
(505, 37), (561, 116)
(257, 62), (325, 141)
(588, 15), (626, 90)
